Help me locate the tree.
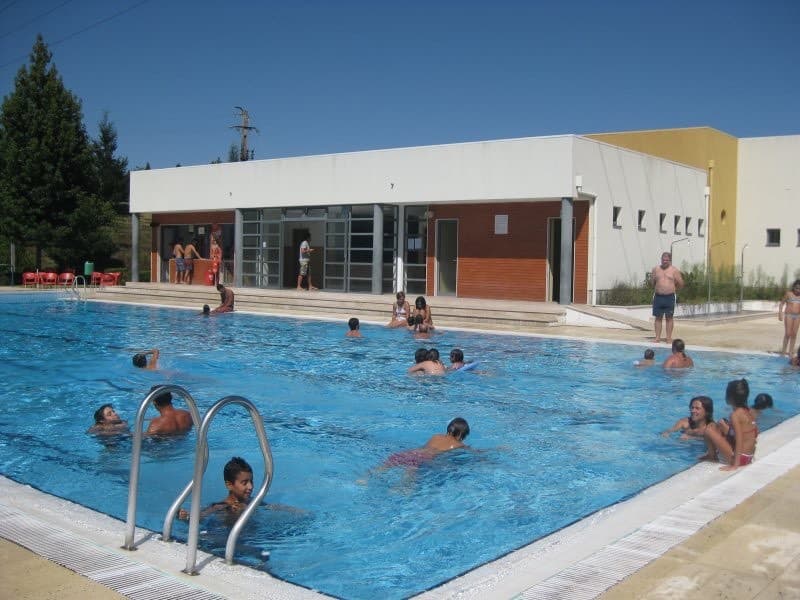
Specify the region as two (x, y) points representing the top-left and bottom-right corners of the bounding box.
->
(0, 35), (118, 270)
(227, 143), (240, 162)
(93, 112), (129, 215)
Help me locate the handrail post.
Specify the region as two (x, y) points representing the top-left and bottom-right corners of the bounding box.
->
(183, 396), (273, 573)
(122, 385), (202, 551)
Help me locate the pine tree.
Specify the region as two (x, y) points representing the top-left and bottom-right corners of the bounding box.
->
(93, 112), (129, 215)
(0, 35), (119, 270)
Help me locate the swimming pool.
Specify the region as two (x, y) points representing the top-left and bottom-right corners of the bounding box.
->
(0, 292), (796, 600)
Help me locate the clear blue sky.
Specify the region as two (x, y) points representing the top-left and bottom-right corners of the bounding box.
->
(1, 0), (798, 170)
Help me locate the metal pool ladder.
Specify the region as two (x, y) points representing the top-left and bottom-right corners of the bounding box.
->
(122, 386), (275, 576)
(71, 275), (87, 301)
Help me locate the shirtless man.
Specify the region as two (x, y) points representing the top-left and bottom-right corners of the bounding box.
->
(182, 238), (201, 284)
(651, 252), (684, 343)
(663, 338), (694, 369)
(408, 348), (446, 375)
(147, 390), (193, 435)
(172, 239), (185, 284)
(211, 283), (235, 313)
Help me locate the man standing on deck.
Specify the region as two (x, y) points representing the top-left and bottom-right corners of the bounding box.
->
(651, 252), (684, 344)
(296, 233), (317, 291)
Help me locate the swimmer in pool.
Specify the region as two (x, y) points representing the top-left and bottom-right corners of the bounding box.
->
(634, 348), (656, 367)
(661, 396), (713, 440)
(448, 348), (465, 371)
(178, 457), (302, 524)
(662, 339), (693, 369)
(345, 317), (363, 338)
(408, 315), (432, 340)
(408, 348), (446, 375)
(357, 418), (470, 484)
(87, 403), (129, 435)
(132, 348), (159, 370)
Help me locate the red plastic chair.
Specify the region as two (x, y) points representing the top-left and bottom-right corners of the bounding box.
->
(40, 272), (58, 287)
(101, 272), (121, 286)
(22, 272), (39, 287)
(90, 271), (104, 286)
(58, 272), (75, 286)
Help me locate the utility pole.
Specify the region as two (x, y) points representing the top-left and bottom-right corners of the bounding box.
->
(230, 106), (259, 161)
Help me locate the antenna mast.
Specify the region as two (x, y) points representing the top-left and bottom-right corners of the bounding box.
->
(230, 106), (259, 161)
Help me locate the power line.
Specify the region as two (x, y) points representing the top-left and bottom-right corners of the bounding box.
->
(230, 106), (259, 161)
(0, 1), (20, 16)
(0, 0), (76, 40)
(0, 0), (151, 70)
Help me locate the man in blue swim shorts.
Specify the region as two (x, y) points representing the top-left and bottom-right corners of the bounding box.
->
(651, 252), (684, 343)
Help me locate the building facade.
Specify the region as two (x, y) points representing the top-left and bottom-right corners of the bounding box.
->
(129, 134), (709, 303)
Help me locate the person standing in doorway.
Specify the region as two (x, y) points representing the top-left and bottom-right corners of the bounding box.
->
(182, 238), (201, 284)
(296, 233), (317, 291)
(172, 239), (185, 284)
(651, 252), (684, 343)
(210, 235), (222, 285)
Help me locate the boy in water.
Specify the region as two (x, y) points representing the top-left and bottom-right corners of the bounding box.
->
(345, 317), (362, 338)
(448, 348), (465, 370)
(132, 348), (159, 370)
(178, 457), (302, 523)
(358, 418), (470, 484)
(408, 348), (446, 375)
(634, 348), (655, 367)
(179, 457), (253, 521)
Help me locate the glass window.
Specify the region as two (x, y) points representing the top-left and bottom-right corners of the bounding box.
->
(351, 204), (373, 217)
(612, 206), (622, 228)
(263, 208), (282, 220)
(326, 263), (345, 278)
(350, 249), (372, 263)
(698, 218), (705, 237)
(349, 264), (372, 278)
(241, 209), (260, 220)
(659, 213), (667, 233)
(327, 205), (348, 219)
(326, 248), (346, 262)
(243, 222), (260, 235)
(685, 217), (692, 235)
(327, 221), (346, 234)
(637, 210), (646, 231)
(350, 220), (373, 234)
(766, 229), (781, 246)
(673, 215), (681, 234)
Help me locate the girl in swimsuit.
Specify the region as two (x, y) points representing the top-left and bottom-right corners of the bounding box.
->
(661, 396), (713, 440)
(700, 379), (758, 470)
(778, 279), (800, 357)
(413, 296), (434, 329)
(388, 291), (411, 328)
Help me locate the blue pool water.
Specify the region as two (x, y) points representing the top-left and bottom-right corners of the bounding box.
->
(0, 292), (797, 599)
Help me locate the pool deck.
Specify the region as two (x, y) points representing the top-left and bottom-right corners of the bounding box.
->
(2, 297), (799, 599)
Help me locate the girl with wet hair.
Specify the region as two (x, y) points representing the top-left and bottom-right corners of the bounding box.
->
(701, 378), (758, 470)
(661, 396), (714, 439)
(413, 296), (434, 329)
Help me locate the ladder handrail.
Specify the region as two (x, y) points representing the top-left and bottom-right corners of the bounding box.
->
(122, 385), (203, 550)
(184, 396), (274, 573)
(72, 275), (86, 300)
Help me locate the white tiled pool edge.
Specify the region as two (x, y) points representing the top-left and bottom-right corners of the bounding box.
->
(413, 414), (800, 599)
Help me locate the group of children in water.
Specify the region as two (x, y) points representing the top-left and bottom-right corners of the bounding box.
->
(661, 379), (772, 470)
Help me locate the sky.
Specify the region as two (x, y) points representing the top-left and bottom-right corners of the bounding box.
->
(1, 0), (798, 171)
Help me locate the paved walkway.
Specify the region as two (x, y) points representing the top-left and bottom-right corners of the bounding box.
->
(2, 307), (798, 599)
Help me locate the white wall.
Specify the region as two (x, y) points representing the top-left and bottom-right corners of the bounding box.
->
(737, 135), (800, 284)
(130, 136), (576, 214)
(573, 137), (707, 291)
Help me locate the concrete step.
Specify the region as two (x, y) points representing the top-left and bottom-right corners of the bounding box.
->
(96, 283), (565, 330)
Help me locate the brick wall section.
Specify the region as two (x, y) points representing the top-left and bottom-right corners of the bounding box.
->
(425, 201), (589, 302)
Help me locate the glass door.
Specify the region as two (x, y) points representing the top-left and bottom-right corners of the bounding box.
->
(436, 219), (458, 296)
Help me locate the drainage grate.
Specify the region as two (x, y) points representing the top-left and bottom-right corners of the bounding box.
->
(0, 506), (223, 600)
